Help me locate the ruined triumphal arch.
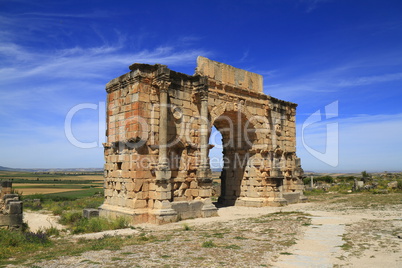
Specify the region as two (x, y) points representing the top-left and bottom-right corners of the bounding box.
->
(100, 56), (306, 224)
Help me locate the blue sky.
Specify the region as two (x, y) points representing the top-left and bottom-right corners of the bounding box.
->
(0, 0), (401, 172)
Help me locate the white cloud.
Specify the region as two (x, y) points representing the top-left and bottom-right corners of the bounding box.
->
(21, 11), (110, 19)
(338, 72), (402, 87)
(297, 113), (402, 172)
(0, 11), (212, 168)
(264, 54), (402, 103)
(0, 43), (209, 83)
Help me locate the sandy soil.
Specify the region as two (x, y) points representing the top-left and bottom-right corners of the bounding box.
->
(24, 212), (64, 232)
(20, 195), (402, 267)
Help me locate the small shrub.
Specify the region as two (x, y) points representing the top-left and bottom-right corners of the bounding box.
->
(303, 176), (334, 185)
(21, 222), (29, 232)
(182, 223), (191, 231)
(303, 189), (326, 196)
(0, 229), (52, 260)
(0, 229), (25, 248)
(202, 240), (216, 248)
(60, 211), (82, 225)
(213, 232), (224, 238)
(54, 207), (65, 216)
(372, 189), (388, 194)
(31, 195), (104, 216)
(139, 235), (149, 241)
(23, 200), (43, 211)
(225, 244), (241, 249)
(340, 242), (353, 250)
(24, 231), (50, 245)
(112, 216), (130, 230)
(90, 235), (123, 251)
(65, 215), (130, 234)
(43, 226), (60, 237)
(85, 218), (106, 233)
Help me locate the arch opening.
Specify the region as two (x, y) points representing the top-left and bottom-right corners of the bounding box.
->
(208, 110), (256, 206)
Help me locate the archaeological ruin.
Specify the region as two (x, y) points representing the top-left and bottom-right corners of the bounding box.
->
(100, 56), (306, 224)
(0, 181), (23, 229)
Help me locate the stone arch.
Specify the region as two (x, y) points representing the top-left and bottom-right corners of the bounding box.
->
(100, 56), (306, 224)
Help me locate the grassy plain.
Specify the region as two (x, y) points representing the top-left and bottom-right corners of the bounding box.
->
(0, 171), (104, 198)
(1, 171), (401, 266)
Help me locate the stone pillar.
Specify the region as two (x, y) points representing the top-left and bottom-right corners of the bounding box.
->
(196, 77), (212, 183)
(155, 66), (171, 183)
(151, 66), (177, 223)
(158, 84), (169, 169)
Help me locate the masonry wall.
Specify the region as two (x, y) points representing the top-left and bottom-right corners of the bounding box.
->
(199, 60), (305, 207)
(100, 57), (305, 224)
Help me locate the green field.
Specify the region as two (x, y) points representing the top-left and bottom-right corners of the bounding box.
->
(0, 171), (104, 199)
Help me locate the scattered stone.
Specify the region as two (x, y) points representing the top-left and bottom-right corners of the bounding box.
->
(388, 181), (398, 189)
(0, 181), (23, 230)
(83, 208), (100, 219)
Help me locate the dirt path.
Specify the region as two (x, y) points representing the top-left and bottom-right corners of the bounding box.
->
(275, 213), (346, 267)
(20, 195), (402, 267)
(24, 211), (64, 232)
(274, 202), (402, 268)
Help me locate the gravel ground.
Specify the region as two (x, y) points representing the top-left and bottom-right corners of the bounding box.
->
(18, 193), (402, 267)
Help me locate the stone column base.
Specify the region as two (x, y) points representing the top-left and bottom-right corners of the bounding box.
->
(201, 198), (219, 218)
(0, 214), (23, 229)
(299, 195), (308, 202)
(282, 192), (302, 204)
(99, 199), (218, 225)
(235, 197), (266, 207)
(99, 204), (149, 224)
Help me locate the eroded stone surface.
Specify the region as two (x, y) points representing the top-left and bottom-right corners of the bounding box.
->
(100, 57), (305, 224)
(0, 182), (23, 229)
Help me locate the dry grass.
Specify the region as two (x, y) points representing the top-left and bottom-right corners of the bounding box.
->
(4, 211), (311, 267)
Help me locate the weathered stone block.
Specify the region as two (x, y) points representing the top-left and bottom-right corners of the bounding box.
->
(8, 201), (22, 214)
(190, 181), (198, 189)
(198, 189), (211, 197)
(154, 191), (171, 200)
(191, 189), (199, 197)
(0, 214), (23, 227)
(283, 192), (301, 204)
(2, 194), (18, 201)
(134, 180), (144, 192)
(83, 208), (99, 219)
(133, 199), (147, 209)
